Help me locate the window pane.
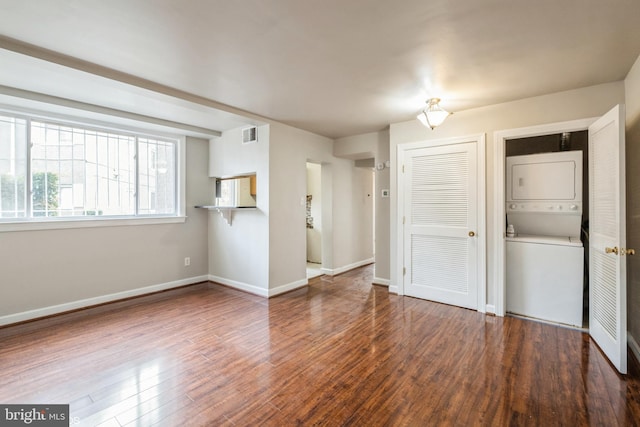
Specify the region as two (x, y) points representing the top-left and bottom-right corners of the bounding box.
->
(0, 116), (27, 218)
(31, 122), (136, 217)
(138, 138), (176, 215)
(0, 113), (179, 223)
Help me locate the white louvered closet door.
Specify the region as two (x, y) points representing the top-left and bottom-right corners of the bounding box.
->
(403, 142), (478, 309)
(589, 104), (627, 374)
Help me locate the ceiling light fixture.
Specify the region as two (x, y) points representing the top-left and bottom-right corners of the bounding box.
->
(417, 98), (451, 130)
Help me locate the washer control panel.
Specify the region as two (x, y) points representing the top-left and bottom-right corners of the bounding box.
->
(506, 202), (582, 213)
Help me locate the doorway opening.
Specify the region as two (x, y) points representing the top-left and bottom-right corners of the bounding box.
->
(494, 118), (594, 321)
(497, 107), (626, 373)
(306, 162), (323, 279)
(505, 131), (589, 329)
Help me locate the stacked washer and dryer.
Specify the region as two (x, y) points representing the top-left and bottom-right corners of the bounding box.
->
(505, 150), (585, 328)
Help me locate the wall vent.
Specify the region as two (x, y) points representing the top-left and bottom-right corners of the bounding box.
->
(242, 126), (258, 144)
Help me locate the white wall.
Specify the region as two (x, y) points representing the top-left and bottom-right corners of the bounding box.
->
(625, 53), (640, 353)
(390, 81), (626, 310)
(627, 55), (640, 127)
(208, 125), (270, 294)
(334, 130), (391, 284)
(333, 132), (376, 159)
(352, 166), (375, 267)
(374, 129), (391, 284)
(0, 136), (211, 324)
(306, 162), (322, 263)
(207, 121), (375, 296)
(269, 122), (375, 292)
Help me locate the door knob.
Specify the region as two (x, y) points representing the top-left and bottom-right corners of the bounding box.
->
(626, 248), (636, 256)
(468, 231), (475, 237)
(605, 246), (619, 255)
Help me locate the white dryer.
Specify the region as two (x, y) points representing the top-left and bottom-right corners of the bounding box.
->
(505, 151), (584, 327)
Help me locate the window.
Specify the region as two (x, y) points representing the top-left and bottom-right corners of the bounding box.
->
(0, 112), (180, 225)
(0, 116), (27, 218)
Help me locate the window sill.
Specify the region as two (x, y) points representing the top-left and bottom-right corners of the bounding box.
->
(0, 215), (187, 232)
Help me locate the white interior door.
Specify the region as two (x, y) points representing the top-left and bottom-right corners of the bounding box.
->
(589, 104), (627, 374)
(403, 142), (478, 309)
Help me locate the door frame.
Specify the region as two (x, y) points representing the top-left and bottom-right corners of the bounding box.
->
(493, 118), (596, 317)
(396, 134), (486, 312)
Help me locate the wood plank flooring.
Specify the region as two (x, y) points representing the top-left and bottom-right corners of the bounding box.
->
(1, 265), (640, 426)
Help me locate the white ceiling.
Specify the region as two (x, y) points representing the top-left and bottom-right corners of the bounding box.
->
(0, 0), (639, 139)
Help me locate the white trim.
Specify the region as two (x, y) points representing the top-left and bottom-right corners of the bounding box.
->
(0, 215), (186, 232)
(0, 275), (209, 326)
(269, 279), (309, 297)
(321, 258), (374, 276)
(628, 332), (640, 366)
(485, 304), (496, 315)
(493, 118), (596, 317)
(392, 141), (402, 295)
(208, 275), (310, 298)
(178, 136), (187, 218)
(373, 277), (390, 286)
(390, 136), (397, 294)
(508, 312), (586, 331)
(208, 274), (269, 297)
(396, 134), (486, 312)
(396, 134), (480, 151)
(477, 134), (487, 313)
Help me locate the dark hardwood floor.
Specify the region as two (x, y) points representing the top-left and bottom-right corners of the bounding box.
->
(1, 265), (639, 426)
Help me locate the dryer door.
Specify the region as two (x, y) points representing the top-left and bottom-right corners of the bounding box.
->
(506, 151), (582, 202)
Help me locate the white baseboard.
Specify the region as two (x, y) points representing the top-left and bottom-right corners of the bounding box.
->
(208, 274), (268, 297)
(209, 275), (308, 298)
(389, 285), (399, 294)
(372, 277), (390, 286)
(485, 304), (496, 315)
(269, 279), (308, 297)
(628, 332), (640, 365)
(0, 275), (209, 327)
(321, 258), (374, 276)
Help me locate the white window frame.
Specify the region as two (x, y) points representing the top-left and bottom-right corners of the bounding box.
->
(0, 108), (186, 232)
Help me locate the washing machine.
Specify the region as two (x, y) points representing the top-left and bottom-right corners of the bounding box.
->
(506, 235), (584, 326)
(505, 150), (584, 327)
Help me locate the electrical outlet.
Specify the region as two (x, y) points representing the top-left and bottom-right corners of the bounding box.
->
(184, 257), (191, 266)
